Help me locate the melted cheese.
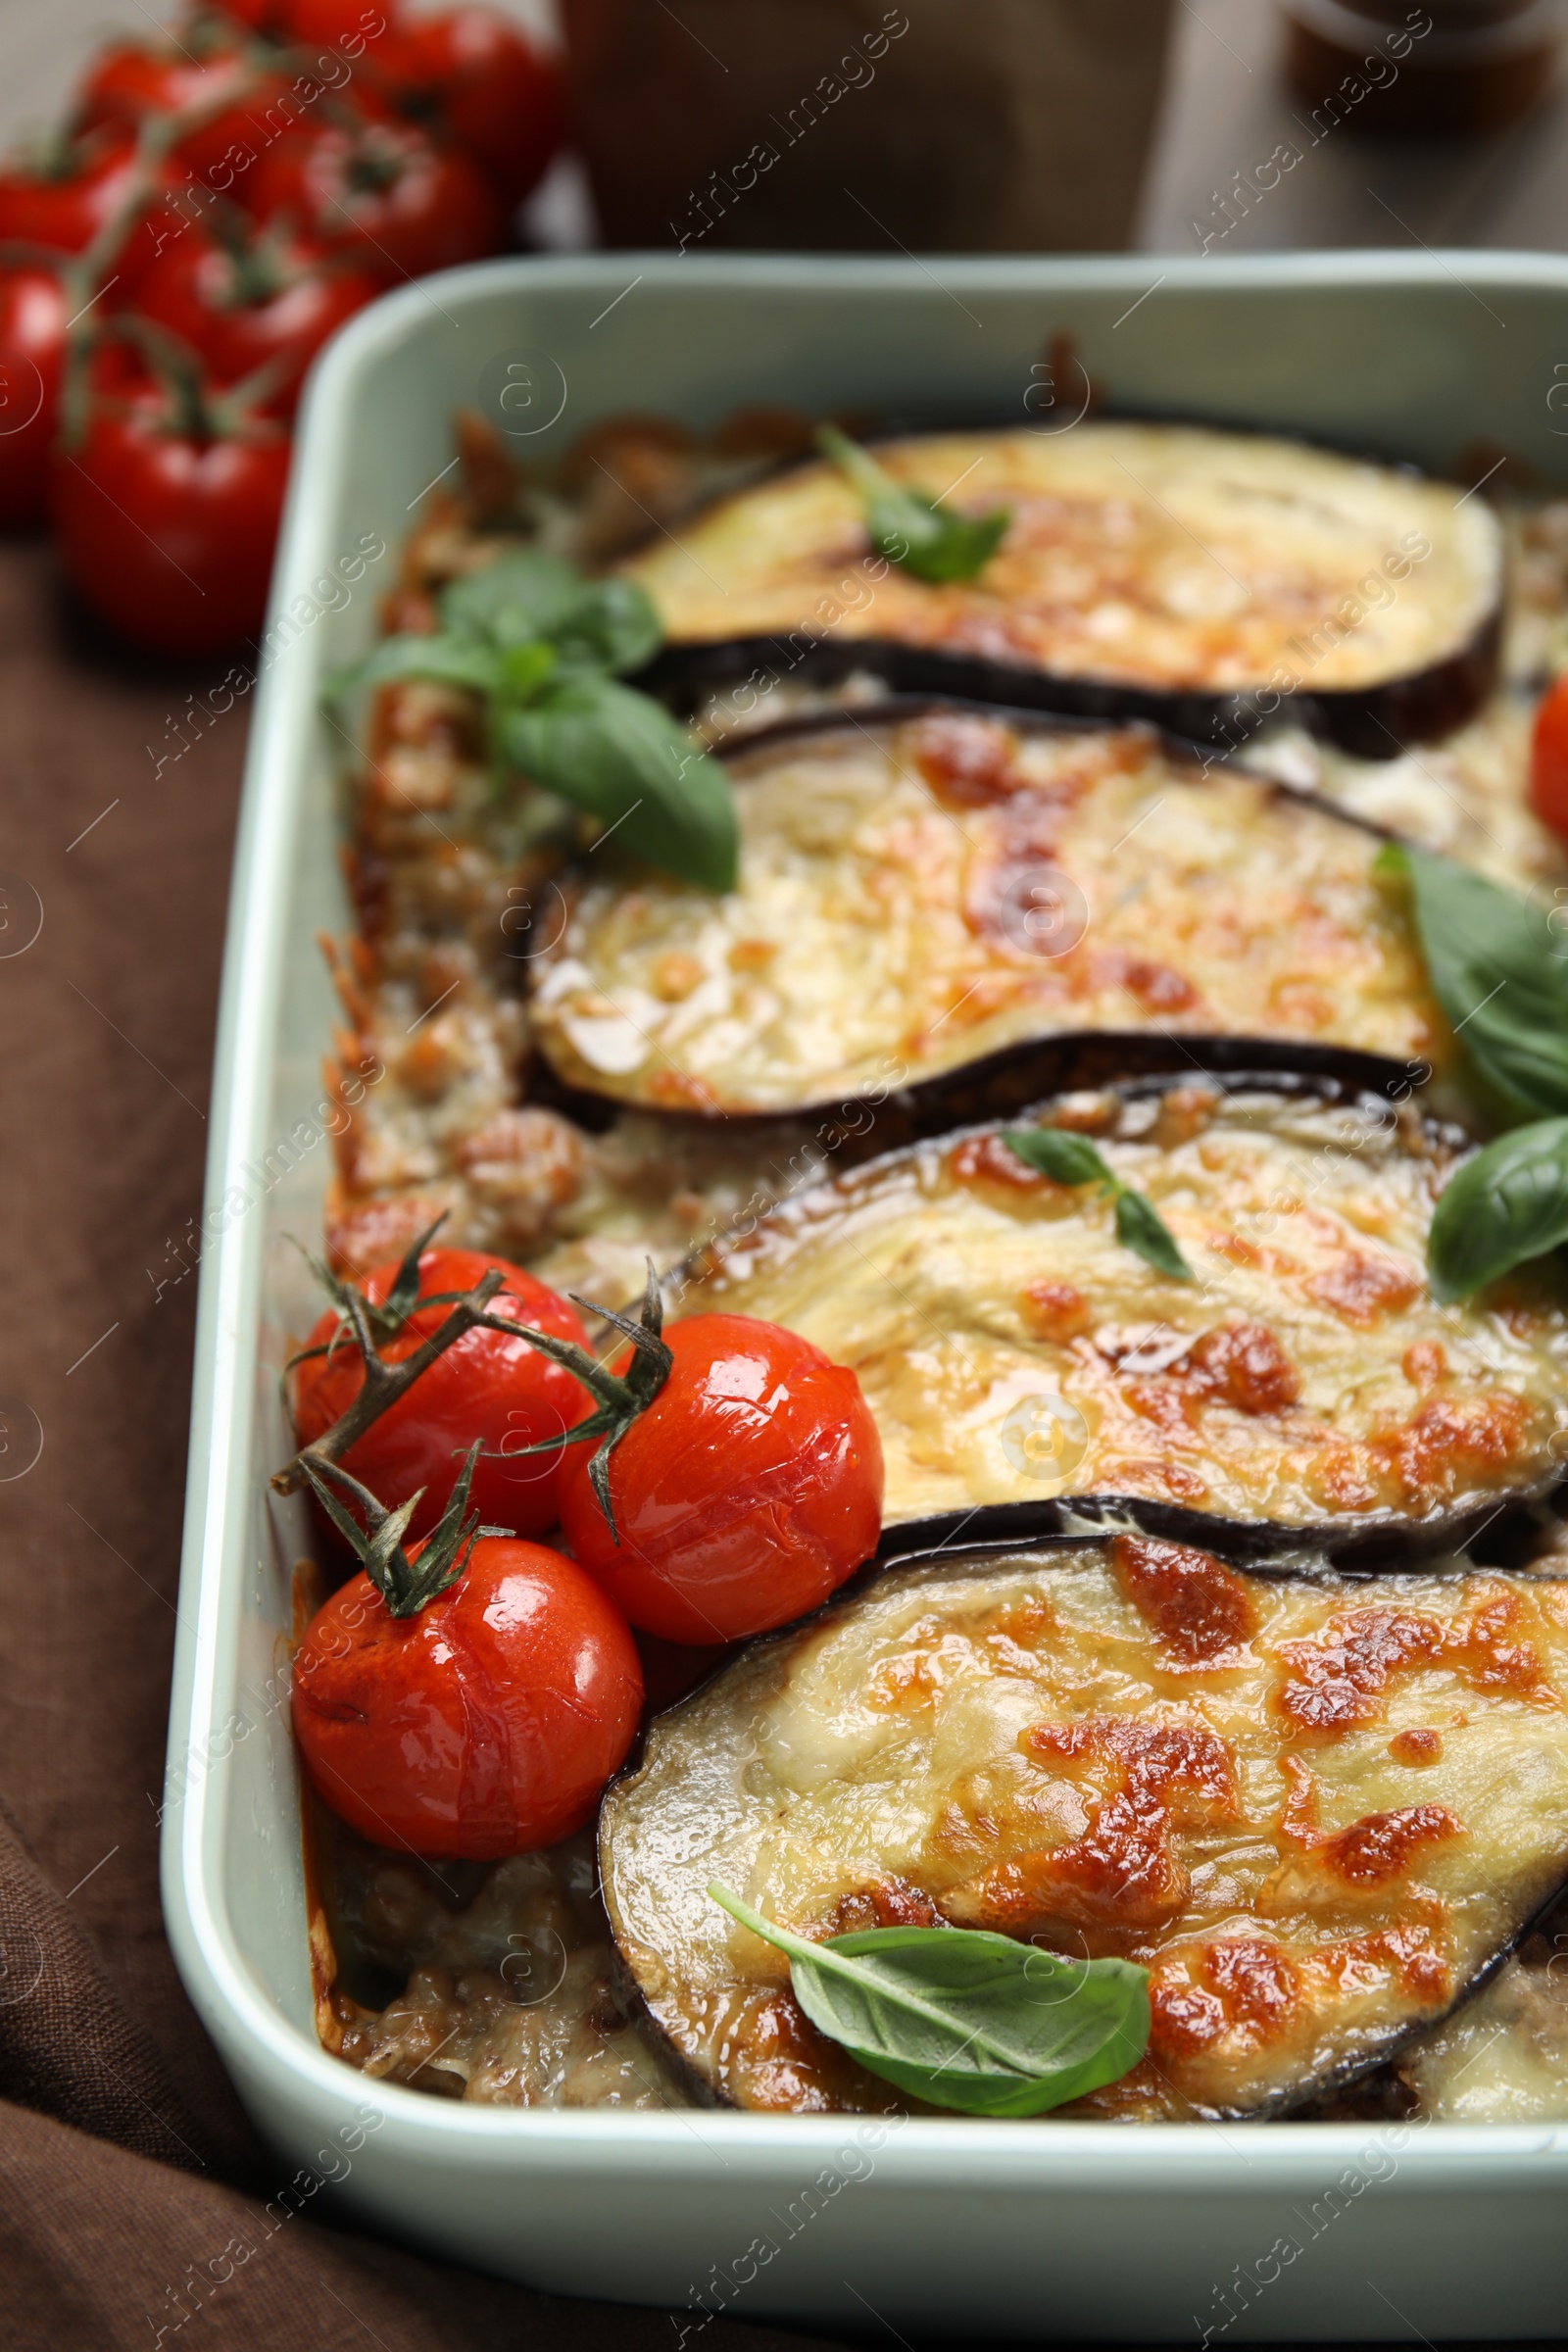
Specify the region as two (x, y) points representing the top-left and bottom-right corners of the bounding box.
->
(602, 1543), (1568, 2120)
(1399, 1937), (1568, 2121)
(530, 715), (1444, 1112)
(692, 1088), (1568, 1536)
(624, 424), (1501, 698)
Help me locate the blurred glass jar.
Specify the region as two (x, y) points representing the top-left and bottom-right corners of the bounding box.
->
(1284, 0), (1567, 134)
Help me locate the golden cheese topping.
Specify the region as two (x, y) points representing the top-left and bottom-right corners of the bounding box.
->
(529, 714), (1444, 1112)
(601, 1543), (1568, 2120)
(623, 423), (1501, 697)
(689, 1087), (1568, 1534)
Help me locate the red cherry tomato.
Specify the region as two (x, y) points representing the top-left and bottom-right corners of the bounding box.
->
(557, 1314), (884, 1644)
(50, 358), (289, 655)
(76, 36), (255, 138)
(393, 9), (564, 203)
(216, 0), (407, 40)
(292, 1535), (642, 1858)
(75, 35), (368, 191)
(240, 114), (503, 279)
(1531, 674), (1568, 839)
(290, 1246), (593, 1542)
(132, 218), (378, 416)
(281, 0), (404, 40)
(0, 268), (67, 528)
(0, 125), (147, 256)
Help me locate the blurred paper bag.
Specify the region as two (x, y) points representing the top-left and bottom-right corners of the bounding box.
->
(561, 0), (1175, 252)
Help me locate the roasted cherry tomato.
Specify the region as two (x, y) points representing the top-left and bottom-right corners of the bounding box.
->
(51, 352), (288, 655)
(389, 8), (564, 204)
(240, 115), (503, 280)
(132, 215), (377, 415)
(0, 125), (147, 256)
(290, 1245), (593, 1541)
(1531, 673), (1568, 839)
(0, 267), (67, 528)
(557, 1310), (884, 1643)
(293, 1533), (642, 1858)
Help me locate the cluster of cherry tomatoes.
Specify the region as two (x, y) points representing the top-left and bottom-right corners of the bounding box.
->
(0, 0), (561, 654)
(287, 1244), (885, 1860)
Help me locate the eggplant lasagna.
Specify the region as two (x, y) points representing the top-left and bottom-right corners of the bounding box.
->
(302, 401), (1568, 2127)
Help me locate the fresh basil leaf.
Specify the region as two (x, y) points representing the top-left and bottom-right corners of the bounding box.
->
(1114, 1185), (1195, 1282)
(1002, 1126), (1112, 1188)
(1384, 845), (1568, 1120)
(818, 425), (1010, 587)
(709, 1884), (1149, 2118)
(505, 674), (738, 894)
(498, 641), (559, 700)
(549, 576), (662, 675)
(1428, 1117), (1568, 1301)
(438, 553), (661, 673)
(1003, 1127), (1192, 1280)
(325, 632), (503, 700)
(438, 546), (586, 646)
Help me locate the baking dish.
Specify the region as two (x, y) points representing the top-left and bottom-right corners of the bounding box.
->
(163, 250), (1568, 2339)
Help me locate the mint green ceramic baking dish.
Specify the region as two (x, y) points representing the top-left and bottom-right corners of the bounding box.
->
(163, 252), (1568, 2339)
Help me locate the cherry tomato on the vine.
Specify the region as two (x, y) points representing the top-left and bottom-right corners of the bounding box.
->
(79, 32), (390, 195)
(76, 35), (254, 138)
(0, 125), (148, 256)
(240, 114), (503, 280)
(50, 352), (289, 655)
(0, 268), (67, 528)
(211, 0), (405, 43)
(557, 1312), (884, 1644)
(132, 216), (378, 416)
(282, 0), (403, 40)
(292, 1534), (642, 1858)
(290, 1246), (593, 1541)
(389, 8), (564, 204)
(1531, 673), (1568, 839)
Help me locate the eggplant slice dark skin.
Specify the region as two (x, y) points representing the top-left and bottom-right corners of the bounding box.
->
(598, 1536), (1568, 2123)
(623, 423), (1504, 758)
(528, 705), (1449, 1123)
(673, 1076), (1568, 1569)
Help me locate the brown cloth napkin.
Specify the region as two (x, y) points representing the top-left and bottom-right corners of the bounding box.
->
(0, 537), (846, 2352)
(562, 0), (1174, 254)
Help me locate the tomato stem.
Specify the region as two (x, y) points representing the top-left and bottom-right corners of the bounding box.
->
(489, 1259), (673, 1545)
(300, 1443), (506, 1617)
(272, 1261), (515, 1494)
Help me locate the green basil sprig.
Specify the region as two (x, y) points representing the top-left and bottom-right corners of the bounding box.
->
(1002, 1126), (1193, 1281)
(1377, 844), (1568, 1298)
(1428, 1118), (1568, 1303)
(1380, 843), (1568, 1121)
(326, 547), (737, 894)
(818, 426), (1010, 586)
(709, 1885), (1148, 2116)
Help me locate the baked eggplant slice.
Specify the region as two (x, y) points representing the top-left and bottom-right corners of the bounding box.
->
(529, 707), (1446, 1118)
(681, 1078), (1568, 1562)
(626, 424), (1503, 757)
(600, 1538), (1568, 2121)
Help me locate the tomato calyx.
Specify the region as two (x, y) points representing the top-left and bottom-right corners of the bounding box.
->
(301, 1442), (507, 1617)
(202, 203), (314, 310)
(291, 1210), (472, 1367)
(99, 312), (289, 443)
(494, 1260), (673, 1544)
(273, 1237), (561, 1496)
